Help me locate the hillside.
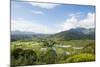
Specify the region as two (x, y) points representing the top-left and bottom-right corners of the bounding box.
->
(49, 28), (95, 40)
(11, 28), (95, 41)
(11, 31), (50, 41)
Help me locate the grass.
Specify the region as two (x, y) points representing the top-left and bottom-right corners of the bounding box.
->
(65, 53), (95, 63)
(11, 39), (95, 66)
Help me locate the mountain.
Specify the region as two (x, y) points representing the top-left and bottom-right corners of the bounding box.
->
(49, 28), (95, 40)
(11, 31), (50, 41)
(11, 31), (34, 41)
(11, 28), (95, 41)
(11, 31), (38, 35)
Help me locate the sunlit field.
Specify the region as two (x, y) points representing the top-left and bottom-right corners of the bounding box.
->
(11, 39), (95, 66)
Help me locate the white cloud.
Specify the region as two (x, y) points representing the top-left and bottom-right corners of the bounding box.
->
(31, 10), (44, 15)
(11, 13), (95, 34)
(16, 17), (24, 20)
(13, 5), (23, 8)
(58, 12), (95, 32)
(11, 1), (23, 8)
(12, 0), (59, 9)
(79, 13), (95, 28)
(29, 2), (59, 9)
(60, 17), (78, 31)
(68, 12), (83, 19)
(11, 20), (57, 34)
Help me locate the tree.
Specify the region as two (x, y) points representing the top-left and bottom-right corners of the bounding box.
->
(42, 40), (56, 47)
(43, 48), (57, 64)
(11, 47), (37, 66)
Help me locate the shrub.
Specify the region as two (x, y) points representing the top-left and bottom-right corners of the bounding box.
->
(11, 48), (37, 66)
(82, 43), (95, 54)
(65, 53), (95, 63)
(38, 48), (57, 64)
(44, 48), (57, 64)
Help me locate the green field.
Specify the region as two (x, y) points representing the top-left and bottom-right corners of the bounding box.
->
(11, 39), (95, 66)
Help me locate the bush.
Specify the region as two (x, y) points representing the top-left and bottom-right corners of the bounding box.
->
(11, 48), (37, 66)
(82, 43), (95, 54)
(38, 48), (57, 64)
(65, 53), (95, 63)
(44, 48), (57, 64)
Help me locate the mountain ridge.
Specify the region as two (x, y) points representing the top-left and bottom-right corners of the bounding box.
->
(11, 27), (95, 41)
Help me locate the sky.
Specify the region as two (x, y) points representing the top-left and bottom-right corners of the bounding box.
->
(11, 0), (95, 34)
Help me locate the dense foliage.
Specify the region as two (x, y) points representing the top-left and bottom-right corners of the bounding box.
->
(11, 48), (37, 66)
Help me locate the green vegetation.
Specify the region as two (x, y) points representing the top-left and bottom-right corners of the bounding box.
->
(11, 48), (37, 66)
(11, 28), (95, 66)
(65, 53), (95, 63)
(11, 39), (95, 66)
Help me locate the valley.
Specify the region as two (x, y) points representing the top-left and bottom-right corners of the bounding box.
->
(11, 28), (95, 66)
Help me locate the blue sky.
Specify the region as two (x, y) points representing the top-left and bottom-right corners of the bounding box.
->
(11, 1), (95, 34)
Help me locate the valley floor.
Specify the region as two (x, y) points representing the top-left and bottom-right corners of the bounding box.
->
(11, 40), (95, 66)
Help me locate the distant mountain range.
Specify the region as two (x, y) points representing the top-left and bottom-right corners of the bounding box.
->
(11, 27), (95, 41)
(11, 31), (40, 35)
(50, 27), (95, 40)
(11, 31), (50, 41)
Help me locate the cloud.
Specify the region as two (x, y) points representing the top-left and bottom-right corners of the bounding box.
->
(11, 1), (23, 8)
(13, 5), (23, 8)
(79, 13), (95, 28)
(16, 17), (24, 20)
(11, 20), (57, 34)
(11, 12), (95, 34)
(28, 2), (59, 9)
(31, 10), (44, 15)
(58, 12), (95, 32)
(12, 0), (59, 9)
